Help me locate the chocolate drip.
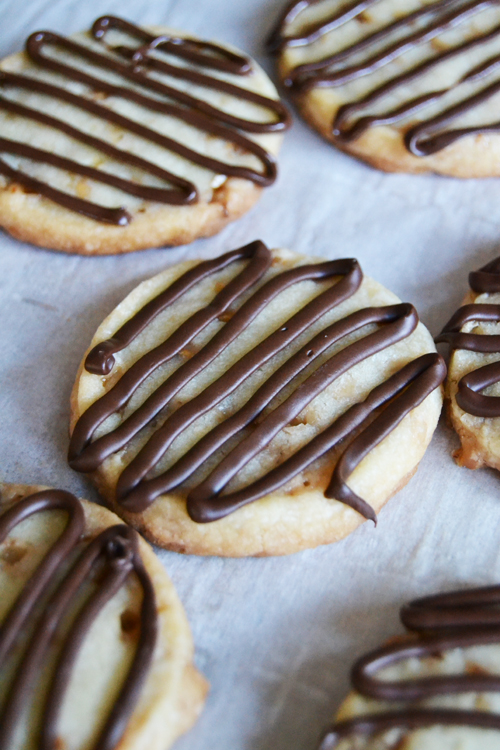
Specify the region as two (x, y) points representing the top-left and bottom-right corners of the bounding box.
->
(69, 242), (444, 523)
(437, 256), (500, 417)
(0, 490), (157, 750)
(319, 584), (500, 749)
(0, 16), (289, 224)
(269, 0), (500, 157)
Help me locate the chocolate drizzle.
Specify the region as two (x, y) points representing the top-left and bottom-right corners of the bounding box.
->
(0, 15), (290, 224)
(69, 240), (445, 524)
(319, 584), (500, 749)
(0, 489), (157, 750)
(437, 256), (500, 417)
(268, 0), (500, 157)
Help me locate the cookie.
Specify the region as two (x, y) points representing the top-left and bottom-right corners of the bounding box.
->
(68, 240), (444, 557)
(437, 256), (500, 471)
(319, 583), (500, 750)
(0, 482), (207, 750)
(0, 15), (289, 255)
(268, 0), (500, 176)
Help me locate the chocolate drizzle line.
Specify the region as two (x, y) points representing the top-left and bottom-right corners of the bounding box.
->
(69, 241), (445, 523)
(437, 256), (500, 417)
(319, 584), (500, 749)
(268, 0), (500, 156)
(0, 15), (290, 225)
(0, 489), (157, 750)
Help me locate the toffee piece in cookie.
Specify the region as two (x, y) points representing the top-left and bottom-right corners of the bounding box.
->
(438, 256), (500, 471)
(0, 482), (207, 750)
(0, 15), (289, 254)
(68, 241), (444, 557)
(269, 0), (500, 176)
(320, 583), (500, 750)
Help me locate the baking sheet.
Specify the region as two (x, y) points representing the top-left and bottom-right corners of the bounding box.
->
(2, 0), (500, 748)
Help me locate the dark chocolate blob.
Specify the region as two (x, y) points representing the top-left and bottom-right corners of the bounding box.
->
(0, 15), (290, 224)
(319, 583), (500, 748)
(437, 256), (500, 417)
(268, 0), (500, 157)
(69, 241), (445, 523)
(0, 489), (157, 750)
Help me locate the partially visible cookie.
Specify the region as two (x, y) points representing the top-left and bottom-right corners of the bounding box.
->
(269, 0), (500, 176)
(437, 256), (500, 471)
(68, 240), (444, 557)
(0, 15), (289, 254)
(320, 583), (500, 750)
(0, 482), (207, 750)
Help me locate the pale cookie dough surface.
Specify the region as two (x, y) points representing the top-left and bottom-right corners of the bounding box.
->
(0, 22), (284, 254)
(69, 247), (442, 557)
(445, 289), (500, 471)
(331, 640), (500, 749)
(0, 482), (208, 750)
(273, 0), (500, 176)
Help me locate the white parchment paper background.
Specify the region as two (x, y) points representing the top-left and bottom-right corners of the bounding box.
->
(2, 0), (500, 748)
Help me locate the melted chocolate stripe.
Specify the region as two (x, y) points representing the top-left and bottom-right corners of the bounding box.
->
(333, 20), (500, 139)
(0, 155), (130, 226)
(437, 304), (500, 352)
(283, 0), (463, 84)
(405, 76), (500, 156)
(457, 361), (500, 417)
(85, 241), (270, 375)
(27, 29), (287, 136)
(274, 0), (500, 156)
(111, 45), (289, 134)
(470, 257), (500, 294)
(114, 260), (363, 506)
(438, 258), (500, 417)
(267, 0), (378, 52)
(40, 526), (156, 750)
(320, 583), (500, 748)
(401, 584), (500, 631)
(0, 492), (157, 750)
(92, 16), (252, 76)
(325, 353), (446, 507)
(70, 243), (272, 464)
(320, 710), (500, 748)
(0, 525), (133, 748)
(0, 134), (192, 205)
(0, 490), (84, 666)
(0, 80), (197, 200)
(309, 0), (486, 89)
(0, 16), (287, 224)
(353, 630), (500, 701)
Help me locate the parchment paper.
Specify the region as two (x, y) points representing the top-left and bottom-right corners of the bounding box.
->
(2, 1), (500, 748)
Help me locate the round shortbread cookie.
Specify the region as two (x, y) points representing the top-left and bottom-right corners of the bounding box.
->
(0, 15), (289, 255)
(437, 256), (500, 471)
(319, 583), (500, 750)
(268, 0), (500, 176)
(0, 482), (207, 750)
(68, 240), (444, 557)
